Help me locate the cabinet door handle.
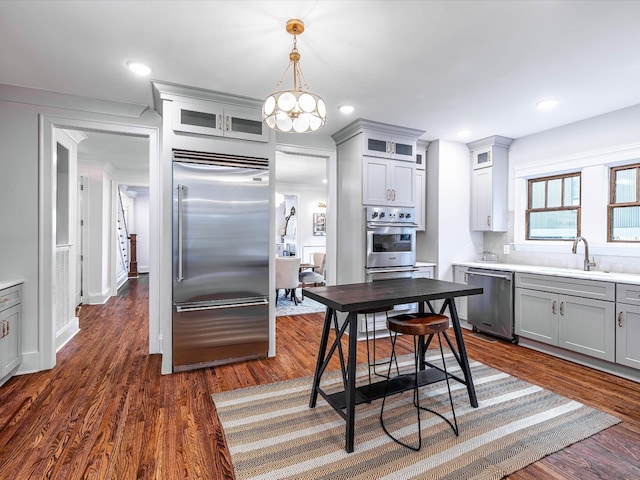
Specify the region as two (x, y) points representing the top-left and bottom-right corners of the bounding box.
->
(218, 114), (224, 130)
(552, 301), (557, 315)
(387, 141), (392, 154)
(1, 320), (6, 338)
(618, 311), (623, 327)
(392, 189), (396, 201)
(559, 301), (564, 316)
(486, 215), (491, 226)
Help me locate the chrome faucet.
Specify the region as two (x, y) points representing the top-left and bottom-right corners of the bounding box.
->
(571, 236), (596, 271)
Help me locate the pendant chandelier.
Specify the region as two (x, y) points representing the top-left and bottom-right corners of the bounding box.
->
(263, 19), (326, 133)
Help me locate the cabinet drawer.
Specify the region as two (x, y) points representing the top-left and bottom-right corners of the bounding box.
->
(616, 283), (640, 306)
(0, 286), (21, 312)
(515, 273), (614, 301)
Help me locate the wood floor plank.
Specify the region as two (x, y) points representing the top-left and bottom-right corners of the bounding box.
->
(0, 275), (639, 479)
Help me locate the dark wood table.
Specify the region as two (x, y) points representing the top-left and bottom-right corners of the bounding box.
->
(303, 277), (483, 453)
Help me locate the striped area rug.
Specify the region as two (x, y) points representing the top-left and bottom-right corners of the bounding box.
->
(212, 353), (620, 480)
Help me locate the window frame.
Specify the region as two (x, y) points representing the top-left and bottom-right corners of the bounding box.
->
(525, 172), (581, 241)
(608, 163), (640, 243)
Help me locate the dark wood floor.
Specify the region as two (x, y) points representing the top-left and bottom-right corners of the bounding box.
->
(1, 275), (639, 479)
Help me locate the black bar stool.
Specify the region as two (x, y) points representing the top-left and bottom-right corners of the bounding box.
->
(380, 312), (459, 451)
(361, 306), (399, 383)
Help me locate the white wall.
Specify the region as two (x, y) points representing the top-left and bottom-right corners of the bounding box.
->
(418, 139), (482, 280)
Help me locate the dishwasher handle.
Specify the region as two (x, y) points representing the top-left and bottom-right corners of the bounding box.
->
(467, 270), (513, 281)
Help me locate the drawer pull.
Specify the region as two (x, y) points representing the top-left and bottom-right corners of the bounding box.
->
(559, 301), (565, 316)
(552, 300), (557, 315)
(618, 311), (623, 327)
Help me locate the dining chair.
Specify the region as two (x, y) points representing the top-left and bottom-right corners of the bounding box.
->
(299, 252), (325, 298)
(275, 256), (302, 305)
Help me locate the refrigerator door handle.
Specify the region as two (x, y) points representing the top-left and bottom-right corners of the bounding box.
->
(177, 184), (185, 282)
(175, 297), (268, 312)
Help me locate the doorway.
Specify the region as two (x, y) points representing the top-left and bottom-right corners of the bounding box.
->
(39, 115), (160, 371)
(274, 144), (336, 286)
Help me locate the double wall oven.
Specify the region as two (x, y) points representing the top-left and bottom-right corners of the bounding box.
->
(365, 206), (418, 281)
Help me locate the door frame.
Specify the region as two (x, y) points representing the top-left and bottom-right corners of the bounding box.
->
(38, 115), (160, 371)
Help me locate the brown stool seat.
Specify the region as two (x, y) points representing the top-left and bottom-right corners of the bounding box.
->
(387, 313), (449, 336)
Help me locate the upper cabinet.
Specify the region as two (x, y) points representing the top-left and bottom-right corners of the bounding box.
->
(415, 140), (429, 231)
(467, 135), (513, 232)
(362, 130), (417, 162)
(363, 157), (415, 206)
(152, 81), (272, 144)
(172, 100), (269, 143)
(333, 119), (425, 208)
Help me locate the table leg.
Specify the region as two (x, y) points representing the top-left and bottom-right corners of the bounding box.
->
(446, 298), (478, 407)
(309, 307), (333, 408)
(345, 311), (358, 453)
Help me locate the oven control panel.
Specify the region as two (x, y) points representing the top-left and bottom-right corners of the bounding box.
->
(366, 206), (416, 223)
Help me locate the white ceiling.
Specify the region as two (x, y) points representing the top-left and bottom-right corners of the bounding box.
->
(3, 0), (640, 171)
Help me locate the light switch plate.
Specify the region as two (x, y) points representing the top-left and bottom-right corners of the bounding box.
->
(503, 244), (510, 255)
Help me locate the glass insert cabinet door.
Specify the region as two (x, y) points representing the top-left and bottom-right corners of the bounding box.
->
(172, 100), (269, 142)
(362, 131), (415, 162)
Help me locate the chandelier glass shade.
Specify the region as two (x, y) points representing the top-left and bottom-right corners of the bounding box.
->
(263, 19), (326, 133)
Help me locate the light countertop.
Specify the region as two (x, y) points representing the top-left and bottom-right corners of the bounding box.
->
(453, 261), (640, 285)
(0, 280), (24, 291)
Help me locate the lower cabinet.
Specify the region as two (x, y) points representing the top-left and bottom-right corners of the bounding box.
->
(1, 283), (22, 386)
(514, 273), (616, 362)
(616, 303), (640, 369)
(453, 266), (469, 321)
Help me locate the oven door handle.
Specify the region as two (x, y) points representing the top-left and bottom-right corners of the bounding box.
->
(367, 222), (419, 229)
(366, 267), (419, 274)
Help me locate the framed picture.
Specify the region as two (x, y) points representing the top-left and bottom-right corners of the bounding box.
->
(313, 212), (326, 236)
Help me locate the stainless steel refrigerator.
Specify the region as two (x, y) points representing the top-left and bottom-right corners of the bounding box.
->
(172, 150), (269, 372)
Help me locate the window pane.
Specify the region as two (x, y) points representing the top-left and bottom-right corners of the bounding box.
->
(528, 210), (578, 240)
(531, 181), (545, 208)
(564, 176), (580, 206)
(615, 168), (636, 203)
(547, 179), (562, 208)
(611, 206), (640, 241)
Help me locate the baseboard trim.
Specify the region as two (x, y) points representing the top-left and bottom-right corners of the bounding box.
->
(56, 317), (80, 352)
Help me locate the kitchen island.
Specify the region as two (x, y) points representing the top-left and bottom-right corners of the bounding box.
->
(303, 277), (482, 453)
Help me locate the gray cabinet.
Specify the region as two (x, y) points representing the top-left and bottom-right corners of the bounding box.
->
(515, 273), (615, 361)
(452, 266), (469, 321)
(363, 157), (415, 206)
(468, 135), (513, 232)
(0, 283), (22, 386)
(615, 284), (640, 370)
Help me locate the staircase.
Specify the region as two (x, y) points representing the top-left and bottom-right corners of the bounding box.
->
(116, 189), (129, 289)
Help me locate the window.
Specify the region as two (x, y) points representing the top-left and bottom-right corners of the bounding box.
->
(609, 163), (640, 242)
(526, 173), (581, 240)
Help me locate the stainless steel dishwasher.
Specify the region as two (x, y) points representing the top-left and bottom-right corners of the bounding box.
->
(467, 268), (517, 343)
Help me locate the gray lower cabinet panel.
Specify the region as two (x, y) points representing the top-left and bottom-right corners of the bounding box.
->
(559, 295), (615, 362)
(515, 287), (558, 345)
(616, 303), (640, 369)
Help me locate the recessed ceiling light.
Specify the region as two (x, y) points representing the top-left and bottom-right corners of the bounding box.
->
(339, 105), (354, 114)
(126, 60), (151, 76)
(322, 178), (328, 184)
(457, 129), (471, 138)
(536, 98), (558, 111)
